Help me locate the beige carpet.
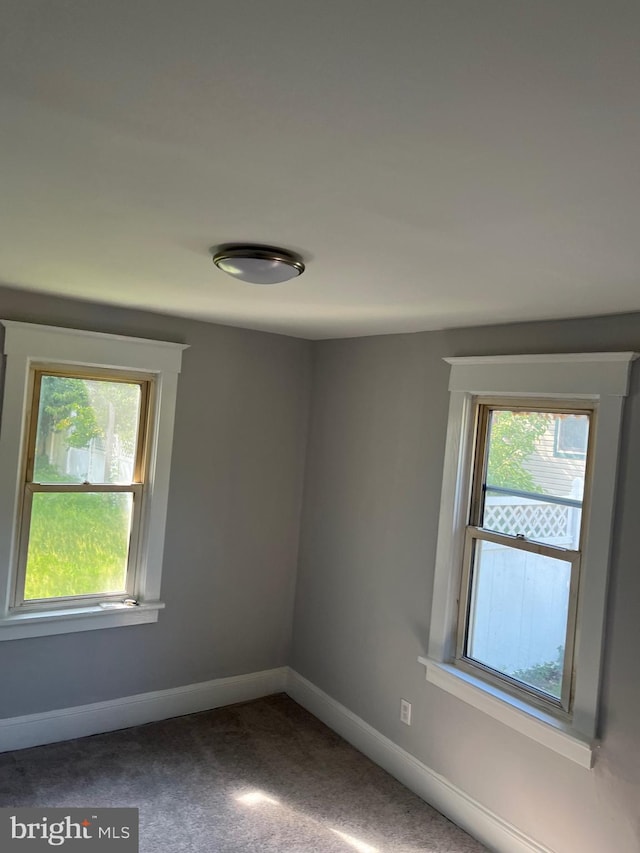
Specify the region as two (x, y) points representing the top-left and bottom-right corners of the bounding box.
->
(0, 694), (487, 852)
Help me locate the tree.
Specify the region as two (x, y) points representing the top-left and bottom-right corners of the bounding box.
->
(37, 376), (101, 455)
(486, 410), (549, 492)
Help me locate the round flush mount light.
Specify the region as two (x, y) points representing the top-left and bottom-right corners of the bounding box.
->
(211, 244), (305, 284)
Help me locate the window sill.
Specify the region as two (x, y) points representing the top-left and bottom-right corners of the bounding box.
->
(0, 601), (165, 641)
(418, 657), (595, 769)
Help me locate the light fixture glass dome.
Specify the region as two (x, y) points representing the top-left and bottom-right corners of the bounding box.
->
(212, 245), (305, 284)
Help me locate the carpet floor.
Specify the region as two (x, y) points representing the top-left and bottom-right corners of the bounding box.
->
(0, 694), (487, 852)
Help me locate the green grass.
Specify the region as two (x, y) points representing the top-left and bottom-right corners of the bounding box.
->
(24, 491), (132, 600)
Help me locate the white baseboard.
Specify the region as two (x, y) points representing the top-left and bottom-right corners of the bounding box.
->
(286, 668), (554, 853)
(0, 666), (288, 753)
(0, 665), (552, 852)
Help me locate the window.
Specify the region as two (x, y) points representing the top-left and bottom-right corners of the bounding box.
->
(420, 353), (637, 768)
(17, 368), (150, 608)
(554, 414), (589, 458)
(458, 404), (591, 715)
(0, 321), (186, 640)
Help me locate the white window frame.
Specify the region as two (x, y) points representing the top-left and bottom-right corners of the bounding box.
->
(0, 321), (187, 641)
(419, 353), (637, 768)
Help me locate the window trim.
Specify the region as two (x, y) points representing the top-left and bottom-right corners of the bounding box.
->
(0, 321), (187, 640)
(419, 352), (637, 768)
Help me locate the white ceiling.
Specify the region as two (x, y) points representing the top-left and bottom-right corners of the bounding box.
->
(2, 1), (640, 339)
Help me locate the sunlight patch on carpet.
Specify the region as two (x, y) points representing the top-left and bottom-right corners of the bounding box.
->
(330, 828), (379, 853)
(235, 791), (281, 807)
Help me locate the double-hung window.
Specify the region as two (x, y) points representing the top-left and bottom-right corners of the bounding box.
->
(421, 353), (637, 768)
(0, 321), (186, 640)
(16, 367), (151, 609)
(457, 402), (591, 716)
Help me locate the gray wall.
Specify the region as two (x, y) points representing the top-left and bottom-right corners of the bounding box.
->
(0, 284), (311, 718)
(292, 313), (640, 853)
(3, 284), (640, 852)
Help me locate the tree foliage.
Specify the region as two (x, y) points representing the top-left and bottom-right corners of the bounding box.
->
(37, 376), (101, 452)
(486, 410), (549, 492)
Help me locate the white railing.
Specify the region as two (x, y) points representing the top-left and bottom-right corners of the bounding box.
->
(484, 495), (580, 548)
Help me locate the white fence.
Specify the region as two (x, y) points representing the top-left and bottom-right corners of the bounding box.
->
(51, 434), (134, 484)
(470, 495), (578, 676)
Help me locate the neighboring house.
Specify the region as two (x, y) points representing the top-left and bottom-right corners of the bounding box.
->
(524, 414), (588, 497)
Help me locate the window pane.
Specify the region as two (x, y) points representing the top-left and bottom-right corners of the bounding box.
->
(33, 375), (142, 485)
(482, 410), (589, 547)
(466, 539), (571, 699)
(23, 492), (133, 600)
(555, 415), (589, 457)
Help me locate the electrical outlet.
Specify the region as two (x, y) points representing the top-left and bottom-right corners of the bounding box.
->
(400, 698), (412, 726)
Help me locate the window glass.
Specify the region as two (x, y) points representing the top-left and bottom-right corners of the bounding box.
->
(20, 371), (145, 604)
(466, 539), (571, 699)
(33, 375), (142, 485)
(555, 415), (589, 457)
(482, 410), (589, 548)
(23, 492), (134, 600)
(461, 404), (592, 708)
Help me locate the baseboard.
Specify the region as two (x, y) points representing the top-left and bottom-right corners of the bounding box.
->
(0, 666), (288, 753)
(286, 668), (554, 853)
(1, 665), (553, 852)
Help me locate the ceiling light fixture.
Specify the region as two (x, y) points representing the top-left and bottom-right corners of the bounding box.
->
(211, 244), (305, 284)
